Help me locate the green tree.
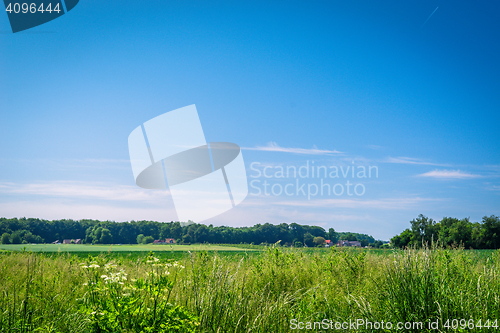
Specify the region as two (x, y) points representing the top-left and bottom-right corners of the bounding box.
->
(182, 234), (192, 244)
(93, 227), (103, 244)
(438, 217), (460, 246)
(11, 232), (21, 244)
(410, 214), (440, 247)
(478, 215), (500, 248)
(303, 233), (314, 247)
(339, 232), (358, 241)
(448, 218), (473, 248)
(100, 228), (113, 244)
(328, 228), (339, 243)
(391, 229), (412, 248)
(194, 225), (209, 243)
(137, 234), (145, 244)
(1, 233), (10, 244)
(313, 236), (326, 247)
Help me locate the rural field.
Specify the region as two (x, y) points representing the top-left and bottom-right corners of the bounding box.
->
(0, 243), (260, 253)
(0, 245), (499, 332)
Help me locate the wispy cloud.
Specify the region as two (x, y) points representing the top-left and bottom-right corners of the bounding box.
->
(0, 201), (177, 222)
(385, 156), (446, 166)
(270, 197), (436, 210)
(422, 6), (439, 27)
(0, 181), (169, 202)
(0, 158), (131, 171)
(417, 170), (481, 179)
(244, 142), (342, 155)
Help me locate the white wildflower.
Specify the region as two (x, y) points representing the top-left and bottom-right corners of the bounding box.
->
(104, 263), (117, 271)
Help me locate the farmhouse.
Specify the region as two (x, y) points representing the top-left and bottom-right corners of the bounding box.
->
(153, 238), (176, 244)
(62, 239), (82, 244)
(336, 240), (361, 247)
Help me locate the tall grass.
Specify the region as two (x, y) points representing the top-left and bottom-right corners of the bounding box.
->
(0, 246), (499, 332)
(0, 252), (89, 332)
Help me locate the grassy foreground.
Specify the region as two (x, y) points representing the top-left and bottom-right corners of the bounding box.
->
(0, 246), (499, 332)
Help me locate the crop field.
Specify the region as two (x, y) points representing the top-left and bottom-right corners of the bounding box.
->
(0, 243), (260, 253)
(0, 246), (499, 332)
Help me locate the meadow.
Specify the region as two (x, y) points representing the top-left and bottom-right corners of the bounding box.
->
(0, 245), (499, 332)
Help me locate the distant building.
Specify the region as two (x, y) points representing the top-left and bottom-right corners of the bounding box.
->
(153, 238), (176, 244)
(62, 239), (81, 244)
(336, 240), (361, 247)
(325, 240), (333, 247)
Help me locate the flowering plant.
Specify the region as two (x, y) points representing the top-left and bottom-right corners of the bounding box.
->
(78, 253), (197, 332)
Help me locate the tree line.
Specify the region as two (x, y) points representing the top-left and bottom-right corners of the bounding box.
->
(391, 214), (500, 249)
(0, 217), (381, 247)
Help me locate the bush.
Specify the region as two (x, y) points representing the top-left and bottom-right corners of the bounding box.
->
(137, 233), (145, 244)
(142, 235), (154, 244)
(313, 236), (326, 246)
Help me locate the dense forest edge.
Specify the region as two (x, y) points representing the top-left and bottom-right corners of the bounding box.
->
(391, 214), (500, 249)
(0, 214), (499, 249)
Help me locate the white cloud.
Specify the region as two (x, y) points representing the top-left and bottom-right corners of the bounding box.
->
(0, 201), (177, 222)
(204, 198), (373, 226)
(417, 170), (481, 179)
(243, 142), (342, 155)
(385, 156), (446, 166)
(0, 181), (169, 202)
(0, 158), (131, 170)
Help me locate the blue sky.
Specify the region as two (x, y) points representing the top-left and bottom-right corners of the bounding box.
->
(1, 0), (499, 240)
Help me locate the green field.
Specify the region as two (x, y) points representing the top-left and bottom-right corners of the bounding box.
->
(0, 246), (499, 332)
(0, 243), (260, 253)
